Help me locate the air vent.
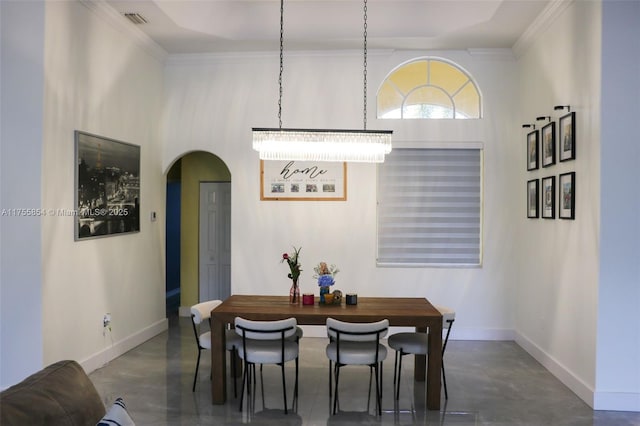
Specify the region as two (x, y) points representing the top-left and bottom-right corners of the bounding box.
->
(124, 13), (147, 25)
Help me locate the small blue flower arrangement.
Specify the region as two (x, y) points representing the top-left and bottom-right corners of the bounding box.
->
(313, 261), (339, 287)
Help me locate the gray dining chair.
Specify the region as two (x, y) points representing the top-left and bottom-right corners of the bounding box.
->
(387, 305), (456, 400)
(235, 317), (300, 414)
(190, 300), (241, 395)
(325, 318), (389, 415)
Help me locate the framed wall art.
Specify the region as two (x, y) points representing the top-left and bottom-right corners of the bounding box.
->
(527, 179), (539, 218)
(541, 176), (555, 219)
(260, 160), (347, 201)
(541, 121), (556, 167)
(559, 112), (576, 162)
(75, 131), (140, 240)
(559, 172), (575, 219)
(527, 130), (539, 171)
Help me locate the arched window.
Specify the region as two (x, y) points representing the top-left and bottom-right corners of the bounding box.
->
(377, 58), (481, 119)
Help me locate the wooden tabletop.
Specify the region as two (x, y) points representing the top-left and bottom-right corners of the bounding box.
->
(211, 294), (442, 327)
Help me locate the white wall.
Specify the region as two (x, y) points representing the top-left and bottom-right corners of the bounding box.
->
(163, 49), (520, 340)
(0, 0), (45, 387)
(38, 1), (168, 371)
(0, 1), (169, 386)
(516, 0), (639, 411)
(596, 0), (640, 411)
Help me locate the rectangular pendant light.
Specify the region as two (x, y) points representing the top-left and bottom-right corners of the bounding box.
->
(252, 128), (393, 163)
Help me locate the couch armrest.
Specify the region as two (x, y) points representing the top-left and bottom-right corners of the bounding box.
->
(0, 360), (106, 426)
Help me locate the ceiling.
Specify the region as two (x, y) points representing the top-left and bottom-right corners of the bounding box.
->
(104, 0), (551, 54)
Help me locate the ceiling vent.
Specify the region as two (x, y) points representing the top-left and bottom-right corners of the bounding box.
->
(124, 13), (147, 25)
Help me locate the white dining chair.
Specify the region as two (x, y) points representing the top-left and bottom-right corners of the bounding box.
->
(234, 317), (300, 414)
(325, 318), (389, 415)
(387, 305), (456, 400)
(190, 300), (241, 395)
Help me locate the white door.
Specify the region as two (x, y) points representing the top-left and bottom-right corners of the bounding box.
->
(199, 182), (231, 302)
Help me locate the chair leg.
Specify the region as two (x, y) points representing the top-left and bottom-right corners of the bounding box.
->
(374, 362), (382, 416)
(192, 348), (201, 392)
(396, 352), (404, 400)
(281, 363), (288, 414)
(366, 366), (373, 413)
(231, 349), (238, 398)
(293, 357), (299, 409)
(332, 365), (341, 415)
(393, 350), (399, 389)
(380, 361), (383, 401)
(442, 361), (448, 400)
(239, 360), (248, 412)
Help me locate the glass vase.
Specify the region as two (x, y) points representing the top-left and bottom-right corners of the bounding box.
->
(319, 286), (330, 304)
(289, 279), (300, 304)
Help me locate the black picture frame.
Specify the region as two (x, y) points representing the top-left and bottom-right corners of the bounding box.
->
(559, 112), (576, 162)
(541, 122), (556, 167)
(541, 176), (555, 219)
(527, 130), (539, 171)
(75, 131), (141, 240)
(527, 179), (539, 218)
(559, 172), (575, 220)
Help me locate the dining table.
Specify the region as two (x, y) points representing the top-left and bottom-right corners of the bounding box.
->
(210, 294), (443, 410)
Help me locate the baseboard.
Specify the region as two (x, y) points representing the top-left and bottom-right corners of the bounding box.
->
(515, 331), (595, 409)
(594, 391), (640, 412)
(80, 318), (168, 374)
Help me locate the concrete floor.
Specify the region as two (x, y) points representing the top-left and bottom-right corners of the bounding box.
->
(90, 315), (640, 425)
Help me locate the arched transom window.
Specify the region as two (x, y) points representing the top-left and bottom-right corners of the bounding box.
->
(377, 58), (481, 119)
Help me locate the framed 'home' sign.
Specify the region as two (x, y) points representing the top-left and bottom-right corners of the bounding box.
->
(260, 160), (347, 201)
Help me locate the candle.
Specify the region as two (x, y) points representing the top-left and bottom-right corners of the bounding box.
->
(302, 293), (314, 305)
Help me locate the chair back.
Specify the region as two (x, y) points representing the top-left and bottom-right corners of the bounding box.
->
(326, 318), (389, 342)
(190, 300), (222, 325)
(234, 317), (298, 340)
(436, 305), (456, 328)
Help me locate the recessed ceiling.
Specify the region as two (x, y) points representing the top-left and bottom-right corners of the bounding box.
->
(105, 0), (551, 54)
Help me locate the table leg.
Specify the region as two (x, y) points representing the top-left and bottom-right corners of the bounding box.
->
(426, 321), (442, 410)
(414, 326), (427, 382)
(211, 317), (227, 404)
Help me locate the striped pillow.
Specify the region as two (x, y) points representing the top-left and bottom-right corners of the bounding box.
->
(97, 397), (135, 426)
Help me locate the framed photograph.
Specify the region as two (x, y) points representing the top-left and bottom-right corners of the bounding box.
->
(559, 172), (575, 219)
(527, 130), (539, 171)
(559, 112), (576, 162)
(260, 160), (347, 201)
(527, 179), (539, 218)
(541, 176), (555, 219)
(75, 131), (140, 240)
(541, 122), (556, 167)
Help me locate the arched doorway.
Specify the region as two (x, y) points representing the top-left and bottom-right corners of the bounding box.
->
(165, 151), (231, 317)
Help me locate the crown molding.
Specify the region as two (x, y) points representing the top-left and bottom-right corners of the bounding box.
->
(78, 0), (168, 63)
(512, 0), (575, 59)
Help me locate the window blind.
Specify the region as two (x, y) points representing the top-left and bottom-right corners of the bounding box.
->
(377, 148), (482, 266)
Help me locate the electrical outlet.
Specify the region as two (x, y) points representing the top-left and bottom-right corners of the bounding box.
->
(103, 313), (111, 328)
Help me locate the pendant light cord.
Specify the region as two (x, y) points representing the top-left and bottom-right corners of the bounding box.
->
(278, 0), (284, 129)
(278, 0), (369, 131)
(363, 0), (368, 131)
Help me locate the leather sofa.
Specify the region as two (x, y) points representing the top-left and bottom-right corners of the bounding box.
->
(0, 359), (106, 426)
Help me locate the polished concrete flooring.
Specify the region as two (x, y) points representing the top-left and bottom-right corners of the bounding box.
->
(90, 315), (640, 425)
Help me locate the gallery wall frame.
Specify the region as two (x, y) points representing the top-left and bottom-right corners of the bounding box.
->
(527, 130), (539, 171)
(541, 176), (556, 219)
(260, 160), (347, 201)
(75, 131), (141, 240)
(527, 179), (539, 218)
(559, 112), (576, 162)
(541, 121), (556, 167)
(559, 172), (575, 219)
